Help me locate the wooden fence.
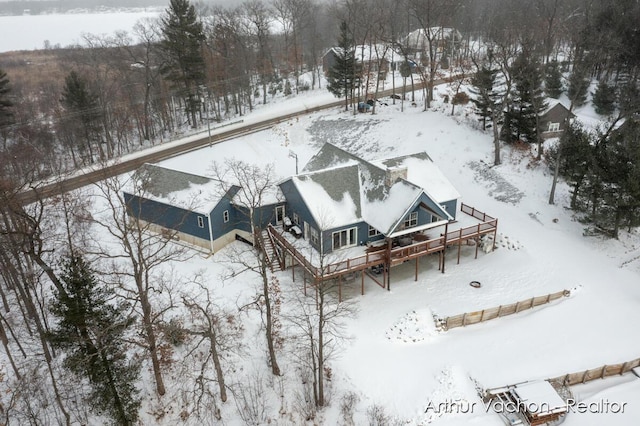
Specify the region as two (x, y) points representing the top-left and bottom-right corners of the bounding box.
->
(435, 289), (571, 331)
(549, 358), (640, 387)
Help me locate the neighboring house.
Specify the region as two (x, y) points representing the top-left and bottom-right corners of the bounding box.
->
(402, 27), (463, 62)
(279, 143), (460, 255)
(540, 102), (575, 139)
(322, 44), (407, 75)
(123, 164), (285, 253)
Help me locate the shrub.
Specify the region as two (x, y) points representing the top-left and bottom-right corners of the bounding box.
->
(452, 91), (470, 105)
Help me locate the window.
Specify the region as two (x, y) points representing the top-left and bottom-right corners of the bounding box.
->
(368, 225), (381, 237)
(310, 227), (319, 245)
(223, 210), (229, 223)
(403, 212), (418, 229)
(293, 212), (299, 225)
(332, 227), (357, 250)
(548, 122), (560, 132)
(197, 216), (205, 228)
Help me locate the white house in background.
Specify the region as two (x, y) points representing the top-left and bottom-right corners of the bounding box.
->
(402, 27), (463, 57)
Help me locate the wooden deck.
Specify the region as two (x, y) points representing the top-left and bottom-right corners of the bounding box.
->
(266, 203), (498, 291)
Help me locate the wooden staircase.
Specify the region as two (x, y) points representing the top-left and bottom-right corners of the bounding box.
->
(260, 229), (282, 272)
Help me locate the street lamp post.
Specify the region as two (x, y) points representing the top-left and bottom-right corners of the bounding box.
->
(288, 150), (298, 175)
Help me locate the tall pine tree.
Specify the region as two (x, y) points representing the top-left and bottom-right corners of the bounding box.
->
(508, 49), (547, 149)
(470, 66), (498, 130)
(60, 71), (103, 162)
(160, 0), (206, 128)
(0, 68), (13, 129)
(567, 61), (590, 107)
(327, 21), (360, 111)
(592, 79), (616, 115)
(49, 255), (140, 425)
(544, 61), (563, 99)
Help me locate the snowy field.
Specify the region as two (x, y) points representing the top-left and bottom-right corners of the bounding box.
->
(109, 81), (640, 425)
(0, 9), (162, 52)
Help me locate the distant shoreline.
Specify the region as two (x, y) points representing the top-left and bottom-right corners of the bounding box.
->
(0, 10), (163, 52)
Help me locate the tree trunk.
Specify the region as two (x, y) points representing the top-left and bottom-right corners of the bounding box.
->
(317, 288), (324, 407)
(140, 292), (165, 396)
(261, 258), (281, 376)
(549, 150), (561, 204)
(209, 328), (227, 402)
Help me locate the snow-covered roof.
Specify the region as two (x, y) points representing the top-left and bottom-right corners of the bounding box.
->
(288, 143), (455, 233)
(512, 381), (568, 416)
(373, 153), (460, 203)
(130, 164), (226, 214)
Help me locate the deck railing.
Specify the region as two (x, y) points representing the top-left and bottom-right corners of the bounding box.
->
(267, 204), (498, 283)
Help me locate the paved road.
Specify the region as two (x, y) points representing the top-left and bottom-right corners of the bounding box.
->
(16, 79), (440, 205)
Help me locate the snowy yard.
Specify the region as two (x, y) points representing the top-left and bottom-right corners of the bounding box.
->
(141, 89), (640, 424)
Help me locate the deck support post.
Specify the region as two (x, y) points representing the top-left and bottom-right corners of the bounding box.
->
(292, 255), (295, 282)
(338, 275), (342, 302)
(361, 271), (365, 295)
(441, 222), (449, 274)
(475, 236), (480, 259)
(493, 219), (498, 251)
(386, 238), (392, 291)
(457, 230), (462, 264)
(415, 256), (419, 282)
(303, 271), (307, 296)
(476, 224), (481, 259)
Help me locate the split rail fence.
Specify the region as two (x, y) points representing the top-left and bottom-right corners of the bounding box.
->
(549, 357), (640, 386)
(435, 289), (571, 331)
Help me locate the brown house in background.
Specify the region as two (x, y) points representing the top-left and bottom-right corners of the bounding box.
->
(540, 103), (575, 139)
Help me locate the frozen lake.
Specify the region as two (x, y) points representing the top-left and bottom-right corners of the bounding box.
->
(0, 10), (162, 52)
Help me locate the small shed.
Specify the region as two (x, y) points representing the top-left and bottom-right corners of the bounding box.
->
(540, 103), (574, 139)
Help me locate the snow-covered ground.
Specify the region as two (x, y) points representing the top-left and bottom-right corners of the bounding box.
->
(129, 81), (640, 424)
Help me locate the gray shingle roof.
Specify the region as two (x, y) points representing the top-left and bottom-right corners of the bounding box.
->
(136, 163), (213, 198)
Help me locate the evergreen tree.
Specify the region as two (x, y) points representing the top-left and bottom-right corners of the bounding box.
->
(619, 80), (640, 117)
(0, 68), (14, 129)
(592, 80), (617, 115)
(470, 66), (498, 130)
(327, 21), (360, 111)
(597, 120), (640, 237)
(544, 61), (563, 98)
(558, 122), (595, 209)
(160, 0), (205, 128)
(567, 62), (589, 107)
(508, 49), (547, 144)
(49, 255), (140, 425)
(60, 71), (103, 162)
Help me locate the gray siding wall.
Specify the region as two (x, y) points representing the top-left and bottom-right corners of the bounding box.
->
(441, 199), (458, 220)
(210, 188), (239, 240)
(321, 221), (368, 255)
(280, 180), (322, 250)
(124, 192), (211, 241)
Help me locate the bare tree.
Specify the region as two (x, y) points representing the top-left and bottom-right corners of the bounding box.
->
(409, 0), (463, 108)
(210, 159), (283, 376)
(181, 275), (243, 410)
(285, 211), (357, 409)
(91, 171), (194, 396)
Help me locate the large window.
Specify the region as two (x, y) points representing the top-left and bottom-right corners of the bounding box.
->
(332, 227), (357, 250)
(368, 225), (381, 237)
(310, 227), (319, 245)
(403, 212), (418, 229)
(548, 122), (560, 132)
